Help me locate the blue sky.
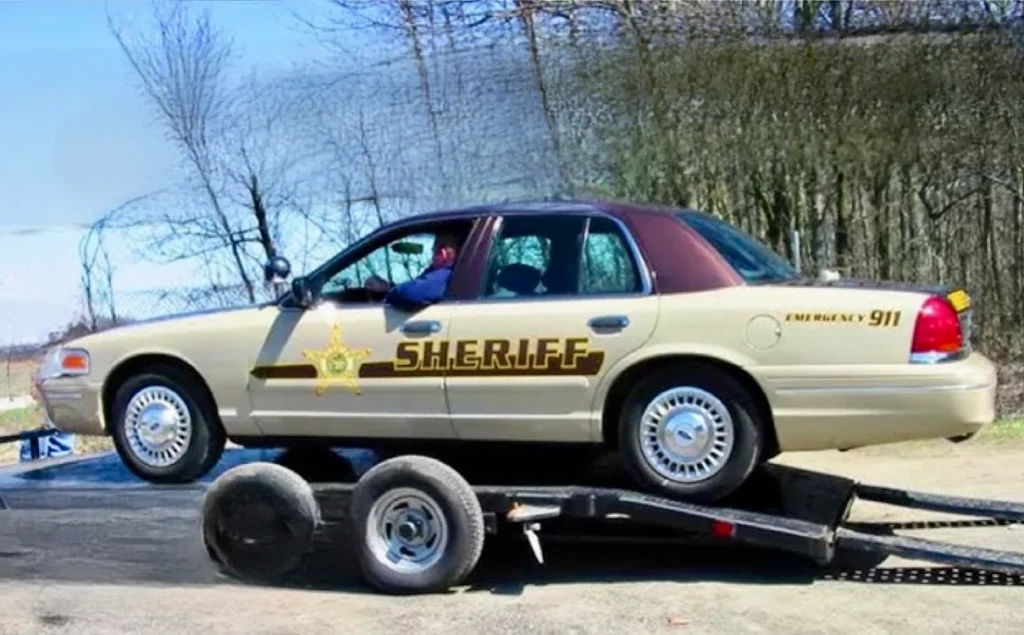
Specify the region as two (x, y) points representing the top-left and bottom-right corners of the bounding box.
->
(0, 0), (326, 344)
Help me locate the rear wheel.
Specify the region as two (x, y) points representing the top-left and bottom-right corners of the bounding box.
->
(109, 364), (226, 484)
(617, 363), (764, 503)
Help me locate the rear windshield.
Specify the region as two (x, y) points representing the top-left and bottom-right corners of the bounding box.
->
(676, 211), (798, 284)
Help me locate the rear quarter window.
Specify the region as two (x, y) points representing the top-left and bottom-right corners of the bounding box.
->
(676, 211), (798, 284)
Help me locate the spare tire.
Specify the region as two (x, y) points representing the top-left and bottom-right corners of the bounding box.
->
(200, 462), (320, 582)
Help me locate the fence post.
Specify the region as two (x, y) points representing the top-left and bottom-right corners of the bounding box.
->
(3, 350), (10, 401)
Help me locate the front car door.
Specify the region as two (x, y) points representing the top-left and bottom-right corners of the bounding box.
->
(246, 218), (476, 441)
(441, 211), (660, 442)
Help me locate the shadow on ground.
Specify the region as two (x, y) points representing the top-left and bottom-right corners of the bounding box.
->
(1, 447), (1022, 595)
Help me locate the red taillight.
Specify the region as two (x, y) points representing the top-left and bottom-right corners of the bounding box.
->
(711, 520), (735, 539)
(910, 296), (963, 357)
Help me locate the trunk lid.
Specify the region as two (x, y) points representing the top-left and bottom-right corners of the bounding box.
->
(770, 277), (973, 344)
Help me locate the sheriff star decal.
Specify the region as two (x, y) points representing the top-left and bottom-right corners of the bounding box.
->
(302, 323), (371, 396)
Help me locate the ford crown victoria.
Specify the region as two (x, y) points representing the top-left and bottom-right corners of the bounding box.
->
(35, 200), (997, 502)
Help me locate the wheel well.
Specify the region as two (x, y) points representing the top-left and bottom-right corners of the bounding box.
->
(600, 355), (780, 458)
(101, 354), (224, 435)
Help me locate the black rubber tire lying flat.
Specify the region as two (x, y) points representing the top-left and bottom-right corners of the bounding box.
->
(200, 462), (321, 582)
(350, 455), (486, 595)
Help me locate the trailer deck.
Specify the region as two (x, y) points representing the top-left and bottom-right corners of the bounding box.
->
(199, 452), (1024, 594)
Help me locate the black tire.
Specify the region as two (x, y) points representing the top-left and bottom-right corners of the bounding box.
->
(200, 462), (320, 582)
(351, 455), (484, 595)
(617, 362), (764, 503)
(109, 363), (226, 484)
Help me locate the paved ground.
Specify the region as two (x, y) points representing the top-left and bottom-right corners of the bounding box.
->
(1, 442), (1023, 634)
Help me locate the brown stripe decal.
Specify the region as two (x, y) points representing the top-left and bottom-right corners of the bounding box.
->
(252, 337), (606, 380)
(251, 364), (317, 379)
(359, 351), (605, 378)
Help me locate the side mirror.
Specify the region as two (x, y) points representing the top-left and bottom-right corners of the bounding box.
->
(291, 276), (316, 308)
(264, 256), (292, 283)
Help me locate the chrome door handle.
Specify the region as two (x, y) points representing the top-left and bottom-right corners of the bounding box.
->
(588, 315), (630, 331)
(402, 320), (442, 335)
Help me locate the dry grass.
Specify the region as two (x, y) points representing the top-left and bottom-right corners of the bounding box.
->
(2, 358), (39, 399)
(0, 405), (113, 465)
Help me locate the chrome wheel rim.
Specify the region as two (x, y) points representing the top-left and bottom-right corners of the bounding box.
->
(638, 386), (735, 483)
(122, 386), (193, 468)
(366, 488), (449, 574)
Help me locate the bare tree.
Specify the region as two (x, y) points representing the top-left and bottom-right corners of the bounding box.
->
(108, 1), (257, 301)
(78, 192), (166, 330)
(108, 1), (328, 303)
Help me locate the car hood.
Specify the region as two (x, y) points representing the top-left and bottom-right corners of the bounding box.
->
(127, 303), (265, 328)
(69, 302), (269, 346)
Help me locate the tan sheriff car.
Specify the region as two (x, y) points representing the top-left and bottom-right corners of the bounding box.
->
(36, 201), (996, 501)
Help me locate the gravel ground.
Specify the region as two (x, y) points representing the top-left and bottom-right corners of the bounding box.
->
(1, 441), (1024, 635)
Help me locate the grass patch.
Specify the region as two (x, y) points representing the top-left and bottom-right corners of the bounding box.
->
(977, 417), (1024, 443)
(2, 359), (38, 399)
(0, 405), (113, 465)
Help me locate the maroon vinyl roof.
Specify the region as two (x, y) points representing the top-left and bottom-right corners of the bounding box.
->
(413, 199), (745, 296)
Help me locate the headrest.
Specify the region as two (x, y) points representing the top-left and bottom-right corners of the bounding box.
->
(496, 263), (542, 295)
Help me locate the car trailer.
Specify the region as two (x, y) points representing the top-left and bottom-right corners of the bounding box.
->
(199, 453), (1024, 595)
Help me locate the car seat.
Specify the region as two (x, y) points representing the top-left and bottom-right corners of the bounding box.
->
(541, 263), (577, 296)
(494, 263), (542, 296)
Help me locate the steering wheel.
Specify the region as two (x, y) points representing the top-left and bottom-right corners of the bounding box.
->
(323, 286), (389, 304)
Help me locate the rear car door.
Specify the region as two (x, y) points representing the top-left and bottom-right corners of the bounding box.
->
(442, 212), (660, 442)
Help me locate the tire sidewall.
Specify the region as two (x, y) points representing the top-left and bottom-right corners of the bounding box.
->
(618, 364), (763, 502)
(200, 463), (319, 581)
(110, 368), (221, 483)
(351, 460), (482, 594)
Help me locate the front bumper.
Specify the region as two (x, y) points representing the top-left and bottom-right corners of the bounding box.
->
(768, 352), (998, 452)
(36, 376), (106, 435)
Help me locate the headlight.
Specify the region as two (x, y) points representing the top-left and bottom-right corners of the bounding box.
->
(36, 347), (91, 381)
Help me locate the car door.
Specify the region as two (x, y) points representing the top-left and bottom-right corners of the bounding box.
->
(246, 228), (462, 441)
(442, 212), (660, 442)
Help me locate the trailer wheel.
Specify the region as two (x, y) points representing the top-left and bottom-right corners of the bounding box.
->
(618, 362), (763, 503)
(200, 462), (320, 582)
(351, 455), (485, 595)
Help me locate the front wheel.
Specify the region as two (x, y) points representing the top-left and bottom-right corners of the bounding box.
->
(617, 363), (764, 503)
(109, 364), (226, 484)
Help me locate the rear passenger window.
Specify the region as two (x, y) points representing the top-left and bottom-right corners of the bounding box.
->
(580, 217), (642, 294)
(480, 213), (643, 299)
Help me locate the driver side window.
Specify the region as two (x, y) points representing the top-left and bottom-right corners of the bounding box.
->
(322, 232), (436, 296)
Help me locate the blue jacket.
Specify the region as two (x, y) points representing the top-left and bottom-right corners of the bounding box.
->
(384, 265), (452, 310)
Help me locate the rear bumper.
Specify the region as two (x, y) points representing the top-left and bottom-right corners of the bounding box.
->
(767, 352), (997, 452)
(36, 376), (106, 435)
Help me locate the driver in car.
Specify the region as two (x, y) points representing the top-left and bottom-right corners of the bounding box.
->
(364, 232), (459, 310)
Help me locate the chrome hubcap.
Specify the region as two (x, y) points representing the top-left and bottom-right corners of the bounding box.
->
(639, 386), (734, 483)
(366, 488), (448, 574)
(123, 386), (193, 468)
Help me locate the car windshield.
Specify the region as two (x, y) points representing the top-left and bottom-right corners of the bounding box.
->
(676, 211), (798, 284)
